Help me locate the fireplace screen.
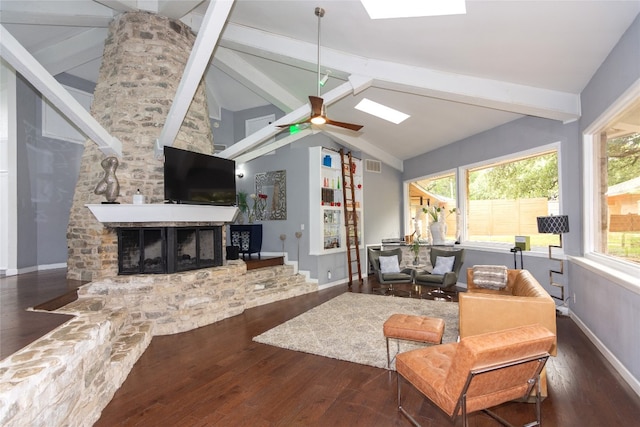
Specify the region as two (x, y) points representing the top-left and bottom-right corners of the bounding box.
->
(118, 226), (222, 275)
(118, 228), (166, 274)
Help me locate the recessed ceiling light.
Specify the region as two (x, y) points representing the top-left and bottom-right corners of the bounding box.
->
(355, 99), (410, 124)
(361, 0), (466, 19)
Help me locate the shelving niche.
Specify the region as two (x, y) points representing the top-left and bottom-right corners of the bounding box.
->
(309, 147), (363, 255)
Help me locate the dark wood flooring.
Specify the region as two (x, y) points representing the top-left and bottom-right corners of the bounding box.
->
(0, 269), (84, 359)
(2, 270), (640, 426)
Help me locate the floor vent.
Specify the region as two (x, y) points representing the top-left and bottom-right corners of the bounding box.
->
(365, 159), (382, 173)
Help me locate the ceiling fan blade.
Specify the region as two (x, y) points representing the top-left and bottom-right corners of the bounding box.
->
(324, 118), (364, 132)
(276, 118), (311, 128)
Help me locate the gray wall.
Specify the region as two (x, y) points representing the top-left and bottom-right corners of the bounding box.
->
(400, 14), (640, 389)
(15, 75), (84, 269)
(233, 129), (403, 285)
(403, 115), (580, 290)
(210, 108), (234, 148)
(571, 14), (640, 386)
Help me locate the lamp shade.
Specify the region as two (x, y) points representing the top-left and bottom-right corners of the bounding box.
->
(537, 215), (570, 234)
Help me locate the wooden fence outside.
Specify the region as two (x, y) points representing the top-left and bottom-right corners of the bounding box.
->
(468, 198), (549, 236)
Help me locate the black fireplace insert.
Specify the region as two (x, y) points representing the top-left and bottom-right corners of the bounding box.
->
(117, 226), (222, 274)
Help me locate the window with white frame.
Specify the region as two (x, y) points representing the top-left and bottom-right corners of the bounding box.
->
(586, 96), (640, 267)
(409, 172), (457, 241)
(464, 147), (560, 248)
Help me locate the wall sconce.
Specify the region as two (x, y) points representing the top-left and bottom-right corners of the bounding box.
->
(537, 215), (570, 302)
(235, 167), (245, 178)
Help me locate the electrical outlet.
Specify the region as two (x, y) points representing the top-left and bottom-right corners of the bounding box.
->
(301, 224), (305, 230)
(327, 270), (332, 280)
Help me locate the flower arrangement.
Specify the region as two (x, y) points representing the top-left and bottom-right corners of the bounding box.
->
(422, 205), (456, 222)
(249, 192), (268, 222)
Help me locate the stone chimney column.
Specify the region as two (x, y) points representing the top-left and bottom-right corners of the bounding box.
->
(66, 11), (213, 281)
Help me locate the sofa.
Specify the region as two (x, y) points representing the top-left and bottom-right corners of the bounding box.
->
(458, 268), (557, 397)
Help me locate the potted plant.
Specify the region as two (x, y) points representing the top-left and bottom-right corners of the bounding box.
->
(411, 238), (421, 265)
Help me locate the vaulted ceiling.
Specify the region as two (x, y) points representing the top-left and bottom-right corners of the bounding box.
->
(1, 0), (639, 170)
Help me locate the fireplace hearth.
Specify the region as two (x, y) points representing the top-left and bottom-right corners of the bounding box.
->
(118, 226), (222, 274)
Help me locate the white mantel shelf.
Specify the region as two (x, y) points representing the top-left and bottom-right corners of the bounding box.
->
(86, 204), (238, 225)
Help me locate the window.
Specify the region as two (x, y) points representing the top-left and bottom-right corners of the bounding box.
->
(590, 98), (640, 266)
(408, 172), (457, 242)
(465, 148), (560, 248)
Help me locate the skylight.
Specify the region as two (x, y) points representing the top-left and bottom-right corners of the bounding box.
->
(360, 0), (466, 19)
(355, 99), (410, 124)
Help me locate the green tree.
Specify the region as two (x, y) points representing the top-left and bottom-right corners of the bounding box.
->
(607, 133), (640, 186)
(469, 152), (558, 200)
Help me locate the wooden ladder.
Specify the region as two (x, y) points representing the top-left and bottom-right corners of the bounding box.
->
(339, 149), (363, 287)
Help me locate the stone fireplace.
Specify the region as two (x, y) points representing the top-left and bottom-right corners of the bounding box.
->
(66, 11), (215, 281)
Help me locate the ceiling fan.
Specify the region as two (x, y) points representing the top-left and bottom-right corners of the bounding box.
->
(277, 7), (363, 132)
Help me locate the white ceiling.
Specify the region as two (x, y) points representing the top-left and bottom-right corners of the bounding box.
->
(1, 0), (639, 169)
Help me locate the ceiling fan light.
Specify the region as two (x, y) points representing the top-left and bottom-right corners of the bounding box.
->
(310, 115), (327, 125)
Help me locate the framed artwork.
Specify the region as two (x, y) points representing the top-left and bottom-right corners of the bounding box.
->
(255, 170), (287, 220)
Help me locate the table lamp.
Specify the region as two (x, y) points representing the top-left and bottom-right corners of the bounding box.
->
(537, 215), (570, 301)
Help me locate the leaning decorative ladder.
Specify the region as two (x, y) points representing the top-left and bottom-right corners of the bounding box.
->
(340, 149), (363, 286)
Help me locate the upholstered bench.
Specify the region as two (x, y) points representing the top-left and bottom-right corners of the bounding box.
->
(383, 314), (445, 368)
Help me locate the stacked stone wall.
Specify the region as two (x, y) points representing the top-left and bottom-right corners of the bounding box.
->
(66, 11), (213, 281)
(0, 263), (318, 427)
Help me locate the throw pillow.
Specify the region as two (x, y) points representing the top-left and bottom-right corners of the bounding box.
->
(379, 255), (400, 274)
(472, 265), (508, 290)
(432, 256), (455, 275)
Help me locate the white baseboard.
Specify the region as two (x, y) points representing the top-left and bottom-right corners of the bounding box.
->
(37, 263), (67, 271)
(16, 263), (67, 275)
(1, 268), (19, 277)
(570, 310), (640, 398)
(318, 279), (347, 290)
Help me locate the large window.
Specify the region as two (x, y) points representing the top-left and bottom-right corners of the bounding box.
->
(591, 98), (640, 266)
(465, 148), (560, 248)
(409, 172), (457, 242)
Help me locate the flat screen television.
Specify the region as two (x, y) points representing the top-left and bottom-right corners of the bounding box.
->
(164, 146), (236, 206)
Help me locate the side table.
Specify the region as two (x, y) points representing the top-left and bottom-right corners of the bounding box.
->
(230, 224), (262, 260)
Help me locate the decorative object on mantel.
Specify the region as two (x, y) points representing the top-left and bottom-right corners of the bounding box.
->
(255, 170), (287, 220)
(537, 214), (570, 302)
(94, 156), (120, 204)
(132, 189), (145, 205)
(280, 234), (287, 255)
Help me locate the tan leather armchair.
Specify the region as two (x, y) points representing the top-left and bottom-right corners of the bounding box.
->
(397, 324), (555, 427)
(459, 268), (557, 355)
(459, 268), (557, 399)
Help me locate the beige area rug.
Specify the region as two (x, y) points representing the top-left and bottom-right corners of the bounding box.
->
(253, 292), (458, 370)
